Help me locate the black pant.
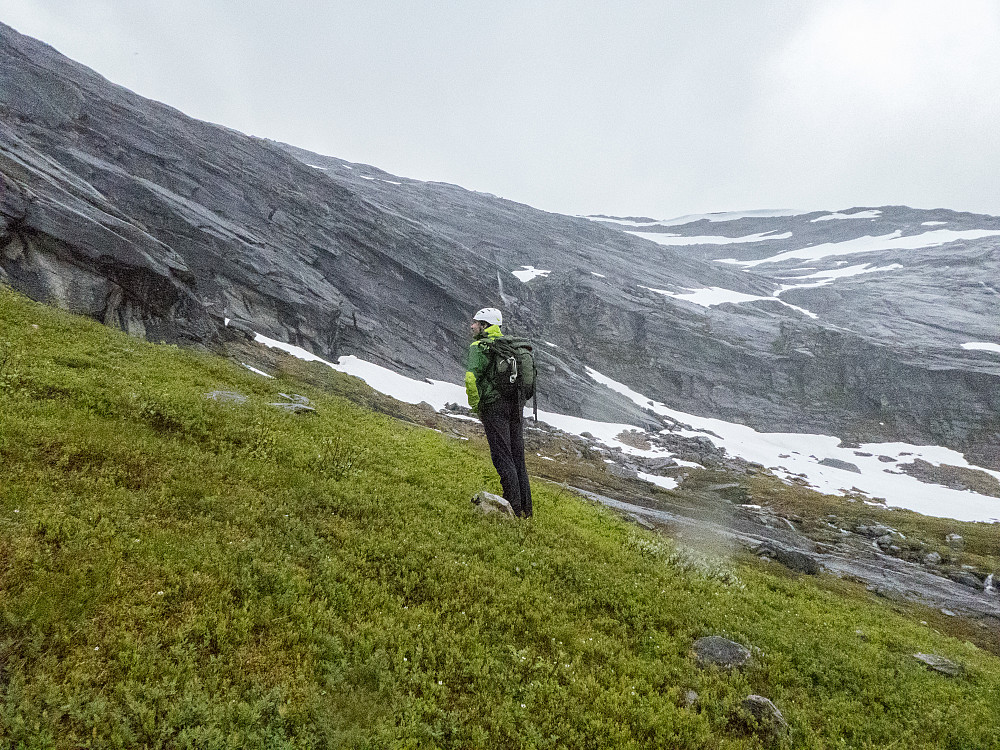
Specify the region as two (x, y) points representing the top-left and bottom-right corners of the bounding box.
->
(480, 397), (532, 517)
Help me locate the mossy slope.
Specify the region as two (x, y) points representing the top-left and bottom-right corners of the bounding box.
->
(1, 289), (998, 749)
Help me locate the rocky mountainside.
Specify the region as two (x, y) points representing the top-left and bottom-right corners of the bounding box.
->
(2, 21), (999, 469)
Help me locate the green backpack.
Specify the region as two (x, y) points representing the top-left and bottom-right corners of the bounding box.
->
(483, 336), (537, 417)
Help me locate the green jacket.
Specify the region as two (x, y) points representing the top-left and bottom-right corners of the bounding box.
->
(465, 324), (503, 413)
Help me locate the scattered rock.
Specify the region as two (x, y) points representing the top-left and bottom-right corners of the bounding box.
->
(206, 390), (247, 404)
(924, 551), (942, 565)
(912, 653), (963, 677)
(855, 523), (893, 538)
(693, 636), (752, 670)
(945, 533), (964, 550)
(268, 402), (316, 413)
(471, 491), (515, 518)
(742, 695), (790, 737)
(818, 458), (862, 473)
(269, 392), (316, 413)
(641, 456), (678, 472)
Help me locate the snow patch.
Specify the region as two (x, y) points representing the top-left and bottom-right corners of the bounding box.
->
(811, 210), (882, 222)
(730, 229), (1000, 267)
(962, 342), (1000, 354)
(513, 266), (551, 282)
(242, 363), (274, 378)
(638, 472), (679, 490)
(642, 285), (818, 319)
(590, 209), (805, 227)
(584, 367), (1000, 523)
(776, 263), (903, 283)
(628, 231), (793, 246)
(254, 333), (466, 410)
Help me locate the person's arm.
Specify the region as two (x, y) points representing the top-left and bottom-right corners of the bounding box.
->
(465, 341), (486, 412)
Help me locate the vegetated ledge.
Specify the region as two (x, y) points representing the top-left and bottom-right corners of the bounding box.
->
(1, 286), (999, 749)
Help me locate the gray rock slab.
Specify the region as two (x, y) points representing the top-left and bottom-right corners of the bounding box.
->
(819, 458), (862, 473)
(206, 390), (247, 404)
(693, 636), (752, 670)
(912, 653), (964, 677)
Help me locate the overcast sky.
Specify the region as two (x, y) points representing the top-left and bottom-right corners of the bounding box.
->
(5, 1), (1000, 218)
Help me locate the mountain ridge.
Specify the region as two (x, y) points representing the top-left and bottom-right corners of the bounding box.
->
(2, 20), (998, 470)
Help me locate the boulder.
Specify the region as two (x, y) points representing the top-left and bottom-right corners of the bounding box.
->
(642, 456), (678, 471)
(945, 533), (964, 550)
(471, 491), (515, 518)
(923, 552), (942, 565)
(607, 463), (639, 480)
(912, 653), (963, 677)
(818, 458), (862, 473)
(742, 695), (790, 737)
(756, 542), (821, 575)
(693, 636), (752, 670)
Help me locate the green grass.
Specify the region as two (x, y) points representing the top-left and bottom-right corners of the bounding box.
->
(1, 287), (999, 749)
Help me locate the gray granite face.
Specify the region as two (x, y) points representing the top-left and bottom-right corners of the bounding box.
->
(2, 21), (999, 469)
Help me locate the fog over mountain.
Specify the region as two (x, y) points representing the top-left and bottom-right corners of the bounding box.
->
(2, 21), (999, 477)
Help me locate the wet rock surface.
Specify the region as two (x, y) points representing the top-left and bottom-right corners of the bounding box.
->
(571, 484), (1000, 623)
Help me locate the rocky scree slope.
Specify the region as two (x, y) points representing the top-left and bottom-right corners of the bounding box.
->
(1, 21), (999, 468)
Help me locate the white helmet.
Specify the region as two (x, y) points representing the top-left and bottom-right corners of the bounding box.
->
(473, 307), (503, 326)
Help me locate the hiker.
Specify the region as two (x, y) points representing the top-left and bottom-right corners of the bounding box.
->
(465, 307), (533, 518)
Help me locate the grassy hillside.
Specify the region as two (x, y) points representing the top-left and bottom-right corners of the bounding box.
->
(1, 287), (998, 749)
